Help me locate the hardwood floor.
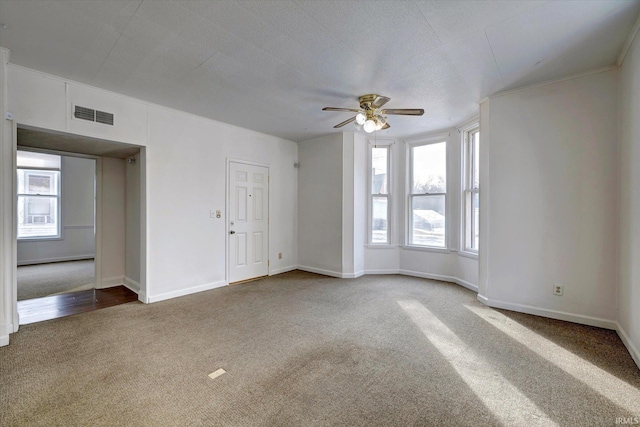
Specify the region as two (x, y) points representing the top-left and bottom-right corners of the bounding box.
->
(18, 286), (139, 325)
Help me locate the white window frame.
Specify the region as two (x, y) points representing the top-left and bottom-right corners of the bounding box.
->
(461, 122), (479, 255)
(368, 140), (393, 246)
(405, 135), (448, 250)
(17, 152), (62, 241)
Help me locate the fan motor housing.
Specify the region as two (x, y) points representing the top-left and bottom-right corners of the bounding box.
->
(359, 94), (379, 110)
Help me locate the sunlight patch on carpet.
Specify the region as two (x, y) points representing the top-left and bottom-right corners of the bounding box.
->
(465, 304), (640, 414)
(398, 299), (557, 427)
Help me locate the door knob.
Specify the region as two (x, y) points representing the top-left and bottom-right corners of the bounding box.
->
(229, 230), (236, 234)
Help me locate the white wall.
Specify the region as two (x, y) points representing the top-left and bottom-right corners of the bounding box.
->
(8, 64), (147, 146)
(342, 133), (355, 277)
(17, 155), (96, 265)
(481, 69), (619, 327)
(478, 100), (490, 298)
(297, 133), (343, 276)
(4, 64), (298, 316)
(618, 30), (640, 366)
(146, 106), (298, 300)
(125, 153), (141, 291)
(99, 157), (126, 288)
(352, 133), (366, 276)
(341, 132), (366, 278)
(0, 48), (14, 346)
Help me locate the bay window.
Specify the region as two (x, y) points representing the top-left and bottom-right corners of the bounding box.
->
(370, 143), (391, 245)
(462, 126), (480, 252)
(408, 140), (447, 248)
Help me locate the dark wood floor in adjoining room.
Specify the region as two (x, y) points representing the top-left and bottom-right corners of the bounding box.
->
(18, 286), (139, 325)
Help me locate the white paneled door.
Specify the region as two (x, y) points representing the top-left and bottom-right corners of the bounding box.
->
(228, 162), (269, 283)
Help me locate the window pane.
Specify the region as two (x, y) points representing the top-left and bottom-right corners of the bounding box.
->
(371, 196), (388, 244)
(473, 192), (479, 250)
(410, 195), (445, 247)
(18, 170), (59, 195)
(17, 196), (59, 238)
(371, 147), (388, 194)
(412, 142), (446, 194)
(17, 151), (61, 169)
(473, 132), (479, 188)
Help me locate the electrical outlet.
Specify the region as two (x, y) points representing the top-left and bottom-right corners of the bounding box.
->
(278, 252), (282, 259)
(554, 284), (564, 296)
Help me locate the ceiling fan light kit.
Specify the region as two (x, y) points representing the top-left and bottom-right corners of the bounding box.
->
(323, 94), (424, 133)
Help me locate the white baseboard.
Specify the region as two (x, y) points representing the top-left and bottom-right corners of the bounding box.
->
(148, 280), (227, 303)
(0, 334), (9, 347)
(478, 296), (617, 330)
(453, 278), (479, 293)
(138, 289), (148, 304)
(364, 269), (401, 275)
(96, 275), (124, 289)
(1, 321), (16, 336)
(399, 269), (479, 293)
(288, 267), (481, 293)
(297, 265), (344, 278)
(123, 277), (140, 294)
(342, 270), (365, 279)
(17, 254), (95, 266)
(616, 322), (640, 370)
(399, 269), (454, 282)
(269, 265), (298, 276)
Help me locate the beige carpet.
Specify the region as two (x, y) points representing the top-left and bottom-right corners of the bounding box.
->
(1, 271), (639, 426)
(17, 259), (94, 300)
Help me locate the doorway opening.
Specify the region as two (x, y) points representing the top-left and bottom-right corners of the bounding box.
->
(15, 126), (145, 324)
(16, 149), (97, 301)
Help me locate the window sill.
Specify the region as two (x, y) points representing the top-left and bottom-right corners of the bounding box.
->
(18, 237), (63, 242)
(401, 245), (453, 254)
(458, 250), (479, 260)
(365, 244), (399, 249)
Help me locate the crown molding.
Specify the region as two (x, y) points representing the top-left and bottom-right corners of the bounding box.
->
(618, 13), (640, 66)
(490, 66), (618, 100)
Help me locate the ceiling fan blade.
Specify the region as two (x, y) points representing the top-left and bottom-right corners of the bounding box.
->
(334, 116), (356, 128)
(323, 107), (360, 113)
(371, 96), (391, 109)
(382, 123), (390, 130)
(380, 108), (424, 116)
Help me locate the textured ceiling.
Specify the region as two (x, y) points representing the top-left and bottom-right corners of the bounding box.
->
(1, 0), (638, 142)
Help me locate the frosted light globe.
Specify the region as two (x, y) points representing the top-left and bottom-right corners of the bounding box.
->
(363, 119), (376, 133)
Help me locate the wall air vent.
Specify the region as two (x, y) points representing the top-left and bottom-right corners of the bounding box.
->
(73, 105), (114, 126)
(95, 110), (114, 126)
(74, 105), (95, 121)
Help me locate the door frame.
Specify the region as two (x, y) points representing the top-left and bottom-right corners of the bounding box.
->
(225, 158), (270, 285)
(5, 124), (148, 339)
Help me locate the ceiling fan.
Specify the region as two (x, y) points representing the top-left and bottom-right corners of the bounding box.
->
(322, 94), (424, 133)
